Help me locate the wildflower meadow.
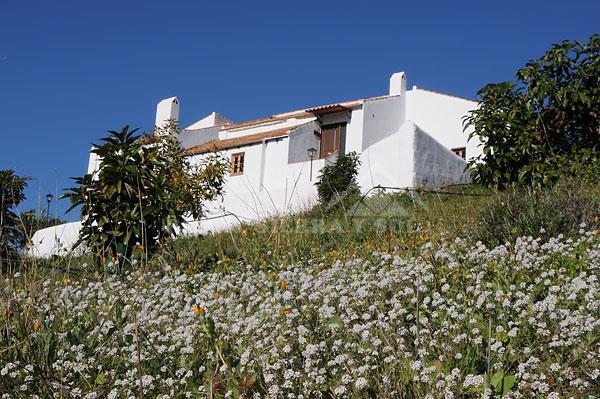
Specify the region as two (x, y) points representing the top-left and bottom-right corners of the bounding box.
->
(2, 228), (599, 398)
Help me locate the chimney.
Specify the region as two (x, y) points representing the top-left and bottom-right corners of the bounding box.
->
(155, 96), (180, 130)
(389, 72), (407, 96)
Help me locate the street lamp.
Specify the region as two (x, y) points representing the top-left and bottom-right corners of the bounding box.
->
(46, 193), (53, 217)
(307, 147), (317, 181)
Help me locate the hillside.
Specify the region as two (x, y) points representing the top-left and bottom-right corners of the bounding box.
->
(1, 183), (599, 398)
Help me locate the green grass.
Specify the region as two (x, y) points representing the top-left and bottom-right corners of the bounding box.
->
(152, 185), (492, 272)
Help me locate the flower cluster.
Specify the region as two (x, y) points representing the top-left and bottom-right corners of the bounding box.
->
(1, 230), (599, 398)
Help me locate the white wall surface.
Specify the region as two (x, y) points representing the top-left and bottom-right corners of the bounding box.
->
(358, 120), (415, 190)
(178, 126), (220, 149)
(344, 108), (364, 154)
(28, 221), (82, 258)
(361, 96), (405, 150)
(405, 89), (481, 161)
(287, 121), (321, 163)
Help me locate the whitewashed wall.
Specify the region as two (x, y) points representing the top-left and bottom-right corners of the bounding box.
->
(187, 135), (325, 230)
(361, 96), (405, 150)
(405, 88), (481, 161)
(178, 126), (219, 149)
(288, 121), (321, 163)
(28, 221), (83, 258)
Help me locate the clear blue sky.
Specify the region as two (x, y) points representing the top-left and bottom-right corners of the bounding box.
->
(1, 0), (598, 221)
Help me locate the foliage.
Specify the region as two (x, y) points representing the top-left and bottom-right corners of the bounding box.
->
(63, 124), (228, 263)
(152, 121), (229, 220)
(2, 230), (599, 397)
(472, 179), (600, 247)
(315, 151), (361, 204)
(464, 34), (600, 187)
(0, 170), (28, 263)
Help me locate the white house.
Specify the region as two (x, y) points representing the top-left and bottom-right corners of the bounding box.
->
(29, 71), (480, 256)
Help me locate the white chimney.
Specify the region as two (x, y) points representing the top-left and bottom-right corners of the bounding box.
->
(389, 71), (407, 96)
(155, 97), (180, 129)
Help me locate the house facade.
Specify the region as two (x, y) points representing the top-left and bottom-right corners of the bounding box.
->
(30, 71), (480, 256)
(173, 71), (480, 234)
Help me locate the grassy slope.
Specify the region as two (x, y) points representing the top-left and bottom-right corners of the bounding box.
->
(1, 183), (599, 397)
(157, 186), (491, 272)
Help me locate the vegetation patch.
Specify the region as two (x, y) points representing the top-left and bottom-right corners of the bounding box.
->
(1, 230), (599, 397)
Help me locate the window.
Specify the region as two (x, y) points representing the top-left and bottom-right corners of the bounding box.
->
(451, 147), (466, 160)
(231, 152), (245, 176)
(319, 123), (345, 158)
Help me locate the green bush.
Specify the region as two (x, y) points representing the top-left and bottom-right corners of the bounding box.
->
(63, 125), (228, 265)
(315, 151), (361, 204)
(472, 180), (600, 246)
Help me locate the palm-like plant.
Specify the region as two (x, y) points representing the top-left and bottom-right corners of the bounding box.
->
(64, 125), (228, 266)
(0, 170), (28, 263)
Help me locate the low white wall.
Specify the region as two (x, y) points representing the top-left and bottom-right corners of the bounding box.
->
(357, 120), (470, 190)
(28, 221), (83, 258)
(181, 181), (319, 235)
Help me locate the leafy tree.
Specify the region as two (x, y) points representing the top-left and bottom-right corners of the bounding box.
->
(315, 151), (361, 204)
(0, 170), (28, 263)
(63, 124), (228, 262)
(464, 34), (600, 187)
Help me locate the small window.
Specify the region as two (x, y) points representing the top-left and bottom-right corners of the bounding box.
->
(451, 147), (466, 160)
(231, 152), (245, 176)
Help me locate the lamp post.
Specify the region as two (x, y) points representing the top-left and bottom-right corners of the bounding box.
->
(307, 147), (317, 181)
(46, 193), (53, 217)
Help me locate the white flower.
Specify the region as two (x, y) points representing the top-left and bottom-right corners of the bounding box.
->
(334, 385), (347, 396)
(355, 377), (368, 390)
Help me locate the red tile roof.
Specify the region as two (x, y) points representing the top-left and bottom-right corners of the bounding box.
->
(185, 126), (292, 155)
(305, 104), (350, 116)
(220, 113), (312, 131)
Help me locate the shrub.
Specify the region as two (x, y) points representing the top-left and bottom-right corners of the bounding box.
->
(315, 151), (361, 204)
(63, 124), (228, 264)
(472, 180), (600, 246)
